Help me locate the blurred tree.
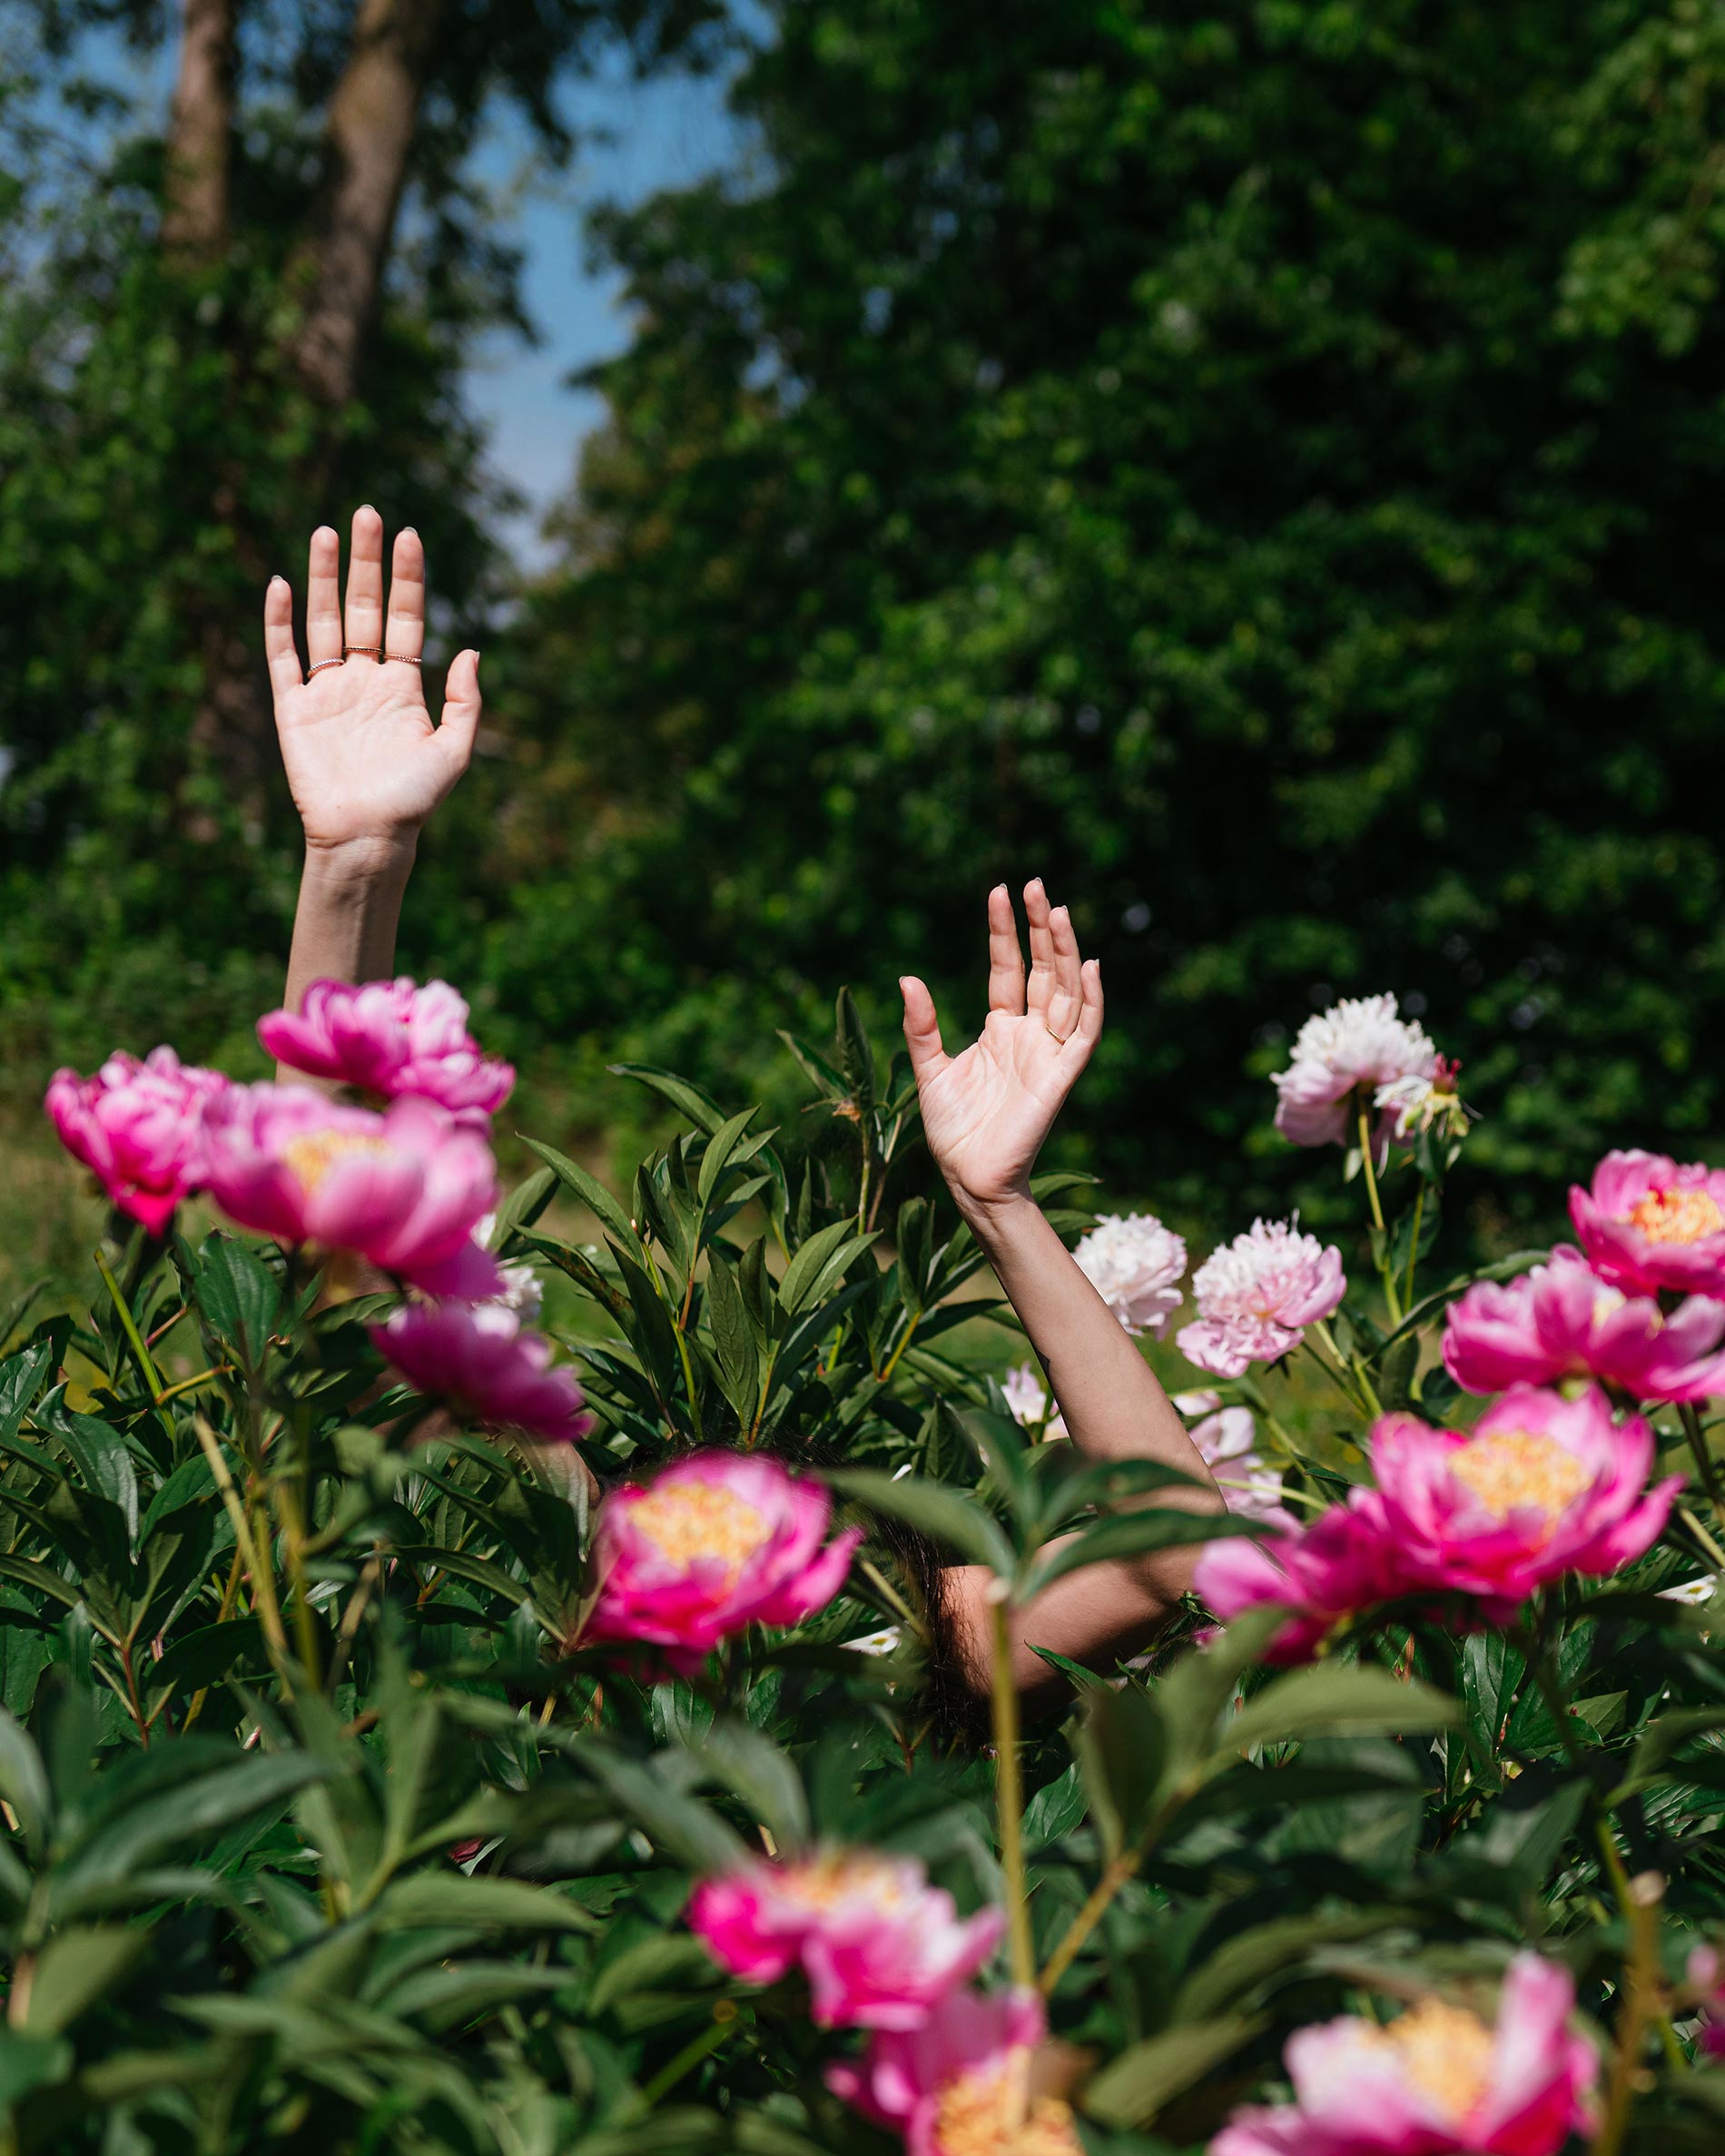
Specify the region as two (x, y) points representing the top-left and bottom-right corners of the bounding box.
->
(0, 0), (724, 1071)
(506, 0), (1725, 1244)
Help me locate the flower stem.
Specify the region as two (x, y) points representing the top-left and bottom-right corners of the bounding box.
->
(1591, 1845), (1661, 2156)
(1038, 1849), (1139, 1996)
(1402, 1183), (1425, 1311)
(1678, 1403), (1725, 1540)
(1355, 1104), (1402, 1324)
(989, 1594), (1034, 1990)
(94, 1245), (163, 1401)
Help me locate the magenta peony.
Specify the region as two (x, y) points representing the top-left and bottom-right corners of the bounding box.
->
(687, 1849), (1003, 2029)
(1178, 1218), (1346, 1378)
(1071, 1212), (1188, 1337)
(1212, 1952), (1597, 2156)
(1569, 1149), (1725, 1301)
(1687, 1945), (1725, 2060)
(258, 976), (514, 1125)
(827, 1986), (1080, 2156)
(371, 1301), (589, 1445)
(201, 1084), (501, 1298)
(1191, 1493), (1407, 1663)
(1371, 1386), (1680, 1619)
(585, 1452), (862, 1665)
(45, 1048), (230, 1234)
(1271, 993), (1438, 1149)
(1443, 1245), (1725, 1403)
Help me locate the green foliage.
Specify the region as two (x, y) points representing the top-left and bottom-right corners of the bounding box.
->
(2, 1013), (1725, 2151)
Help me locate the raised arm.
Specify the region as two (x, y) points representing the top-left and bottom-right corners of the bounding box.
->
(263, 507), (480, 1036)
(901, 881), (1222, 1703)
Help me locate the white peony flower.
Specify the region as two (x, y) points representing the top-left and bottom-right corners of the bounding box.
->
(1660, 1575), (1719, 1607)
(1271, 992), (1438, 1148)
(1073, 1212), (1188, 1337)
(843, 1626), (902, 1656)
(475, 1211), (544, 1323)
(1000, 1362), (1068, 1441)
(1374, 1055), (1471, 1144)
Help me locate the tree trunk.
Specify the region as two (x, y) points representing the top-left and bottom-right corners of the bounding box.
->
(289, 0), (448, 408)
(161, 0), (236, 262)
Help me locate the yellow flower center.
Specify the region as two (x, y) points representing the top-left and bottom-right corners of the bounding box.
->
(1450, 1431), (1591, 1524)
(782, 1852), (910, 1911)
(1626, 1186), (1724, 1245)
(280, 1129), (394, 1193)
(1359, 1997), (1494, 2125)
(629, 1480), (770, 1589)
(932, 2055), (1082, 2156)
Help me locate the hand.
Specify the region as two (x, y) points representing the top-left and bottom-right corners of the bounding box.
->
(901, 881), (1103, 1225)
(263, 507), (481, 861)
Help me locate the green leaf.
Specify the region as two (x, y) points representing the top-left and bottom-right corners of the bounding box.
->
(696, 1718), (810, 1848)
(777, 1219), (876, 1316)
(0, 1343), (53, 1443)
(834, 987), (875, 1116)
(192, 1233), (281, 1372)
(17, 1924), (147, 2034)
(0, 2029), (73, 2108)
(1082, 2016), (1261, 2127)
(826, 1468), (1014, 1575)
(1226, 1663), (1461, 1754)
(376, 1873), (596, 1932)
(608, 1062), (729, 1137)
(520, 1137), (643, 1257)
(1022, 1505), (1252, 1598)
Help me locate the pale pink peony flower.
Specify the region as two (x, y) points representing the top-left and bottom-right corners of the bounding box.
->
(371, 1301), (589, 1445)
(1569, 1150), (1725, 1302)
(1192, 1492), (1407, 1663)
(45, 1048), (230, 1234)
(201, 1083), (501, 1299)
(1375, 1055), (1471, 1145)
(472, 1212), (544, 1322)
(1000, 1364), (1067, 1441)
(1443, 1245), (1725, 1403)
(688, 1849), (1003, 2030)
(1186, 1403), (1297, 1530)
(1212, 1953), (1597, 2156)
(1371, 1386), (1680, 1619)
(1178, 1219), (1346, 1378)
(586, 1451), (862, 1666)
(1072, 1213), (1188, 1337)
(827, 1986), (1081, 2156)
(258, 976), (514, 1125)
(1272, 993), (1438, 1149)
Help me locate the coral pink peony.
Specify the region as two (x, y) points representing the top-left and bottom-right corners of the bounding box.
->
(1212, 1952), (1597, 2156)
(1569, 1150), (1725, 1301)
(258, 977), (513, 1125)
(1371, 1386), (1680, 1619)
(827, 1986), (1081, 2156)
(1443, 1245), (1725, 1403)
(1178, 1218), (1346, 1378)
(688, 1849), (1003, 2029)
(1192, 1493), (1407, 1663)
(371, 1302), (589, 1445)
(45, 1048), (230, 1234)
(1071, 1213), (1188, 1337)
(201, 1084), (501, 1298)
(1271, 993), (1438, 1149)
(585, 1452), (862, 1665)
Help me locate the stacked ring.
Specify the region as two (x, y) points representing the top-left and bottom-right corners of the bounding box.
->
(385, 652), (422, 666)
(308, 657), (344, 675)
(344, 644), (384, 660)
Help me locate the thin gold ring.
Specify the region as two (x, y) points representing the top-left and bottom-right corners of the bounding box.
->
(344, 644), (384, 660)
(308, 657), (343, 675)
(1044, 1019), (1071, 1046)
(385, 652), (422, 666)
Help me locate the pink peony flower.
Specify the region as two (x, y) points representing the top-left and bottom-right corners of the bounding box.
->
(1569, 1149), (1725, 1302)
(1185, 1403), (1298, 1530)
(44, 1048), (230, 1234)
(1443, 1245), (1725, 1403)
(688, 1849), (1003, 2029)
(1272, 993), (1438, 1149)
(827, 1986), (1081, 2156)
(1212, 1952), (1597, 2156)
(1072, 1213), (1188, 1337)
(258, 977), (514, 1125)
(585, 1451), (862, 1665)
(1178, 1219), (1346, 1378)
(1192, 1493), (1408, 1663)
(201, 1083), (501, 1298)
(1371, 1386), (1680, 1619)
(1000, 1364), (1067, 1441)
(1687, 1944), (1725, 2060)
(371, 1301), (590, 1445)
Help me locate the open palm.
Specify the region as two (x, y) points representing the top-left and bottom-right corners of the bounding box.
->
(263, 507), (480, 853)
(902, 881), (1103, 1218)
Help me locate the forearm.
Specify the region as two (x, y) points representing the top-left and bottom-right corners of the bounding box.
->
(280, 840), (415, 1075)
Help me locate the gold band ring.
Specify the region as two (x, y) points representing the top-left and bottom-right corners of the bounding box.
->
(307, 657), (344, 675)
(385, 652), (422, 666)
(344, 644), (384, 660)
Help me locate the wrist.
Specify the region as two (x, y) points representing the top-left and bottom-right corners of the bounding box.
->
(951, 1184), (1040, 1245)
(301, 833), (418, 891)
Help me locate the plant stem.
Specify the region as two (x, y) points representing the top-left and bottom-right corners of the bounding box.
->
(1519, 1625), (1587, 1771)
(877, 1310), (922, 1384)
(1039, 1849), (1139, 1995)
(1402, 1183), (1425, 1311)
(1591, 1844), (1661, 2156)
(1678, 1503), (1725, 1578)
(637, 2003), (738, 2108)
(1355, 1104), (1402, 1324)
(1678, 1403), (1725, 1539)
(989, 1594), (1034, 1990)
(192, 1416), (290, 1671)
(94, 1245), (163, 1400)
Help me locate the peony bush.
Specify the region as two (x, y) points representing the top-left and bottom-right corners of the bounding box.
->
(6, 981), (1725, 2152)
